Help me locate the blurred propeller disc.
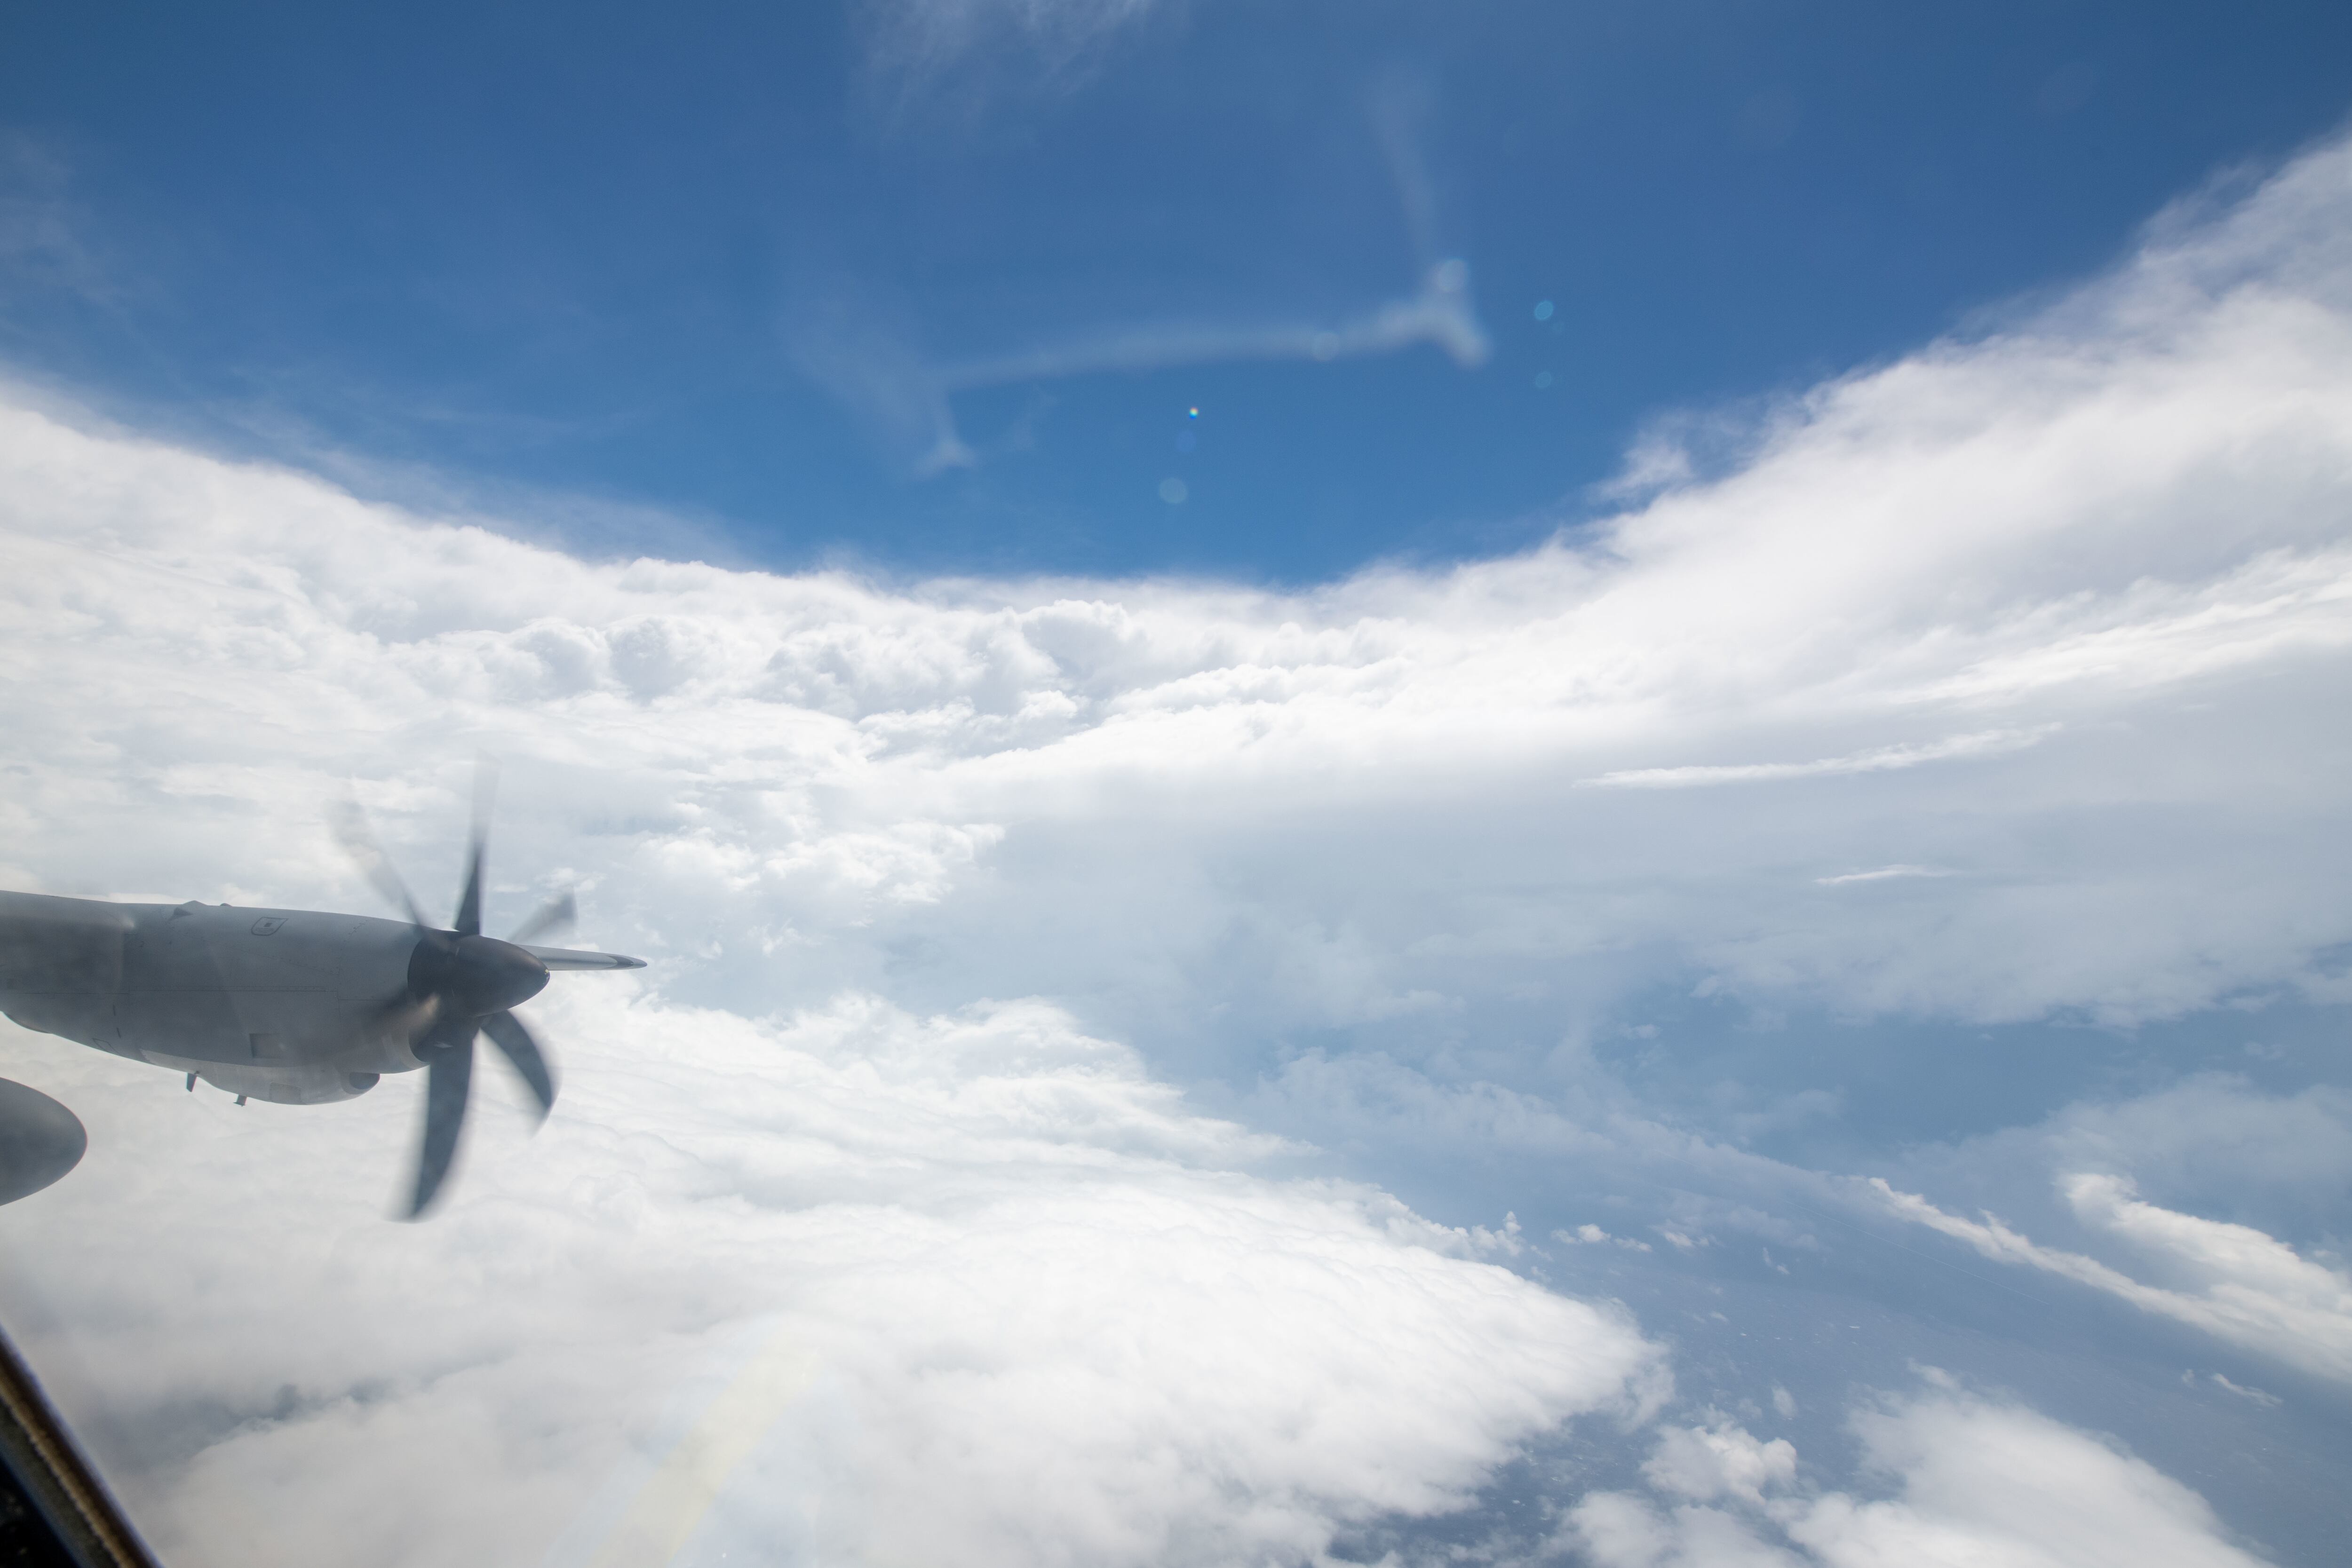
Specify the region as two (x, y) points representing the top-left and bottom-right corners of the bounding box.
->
(507, 891), (576, 947)
(331, 800), (429, 932)
(335, 768), (567, 1220)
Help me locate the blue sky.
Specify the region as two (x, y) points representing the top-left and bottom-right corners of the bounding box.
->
(5, 1), (2351, 578)
(5, 7), (2352, 1568)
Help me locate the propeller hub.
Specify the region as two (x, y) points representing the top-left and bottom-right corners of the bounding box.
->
(409, 934), (549, 1018)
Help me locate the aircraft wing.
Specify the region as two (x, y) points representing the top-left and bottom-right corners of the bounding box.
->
(0, 890), (133, 990)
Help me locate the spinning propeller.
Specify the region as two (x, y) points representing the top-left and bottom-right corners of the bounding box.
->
(338, 776), (620, 1218)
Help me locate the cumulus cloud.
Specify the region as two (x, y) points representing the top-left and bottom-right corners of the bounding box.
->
(1641, 1418), (1797, 1505)
(1872, 1174), (2352, 1386)
(1567, 1384), (2271, 1568)
(1557, 1223), (1654, 1253)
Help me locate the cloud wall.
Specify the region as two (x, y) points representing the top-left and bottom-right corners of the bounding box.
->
(5, 115), (2352, 1568)
(9, 135), (2352, 1063)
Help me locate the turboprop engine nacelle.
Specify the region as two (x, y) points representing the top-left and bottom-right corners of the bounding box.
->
(191, 1065), (381, 1106)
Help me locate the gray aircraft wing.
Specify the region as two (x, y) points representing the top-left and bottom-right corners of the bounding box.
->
(0, 892), (135, 1042)
(0, 891), (134, 979)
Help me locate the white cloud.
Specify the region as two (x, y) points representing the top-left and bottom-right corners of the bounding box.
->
(1813, 864), (1952, 887)
(2047, 1077), (2352, 1219)
(1568, 1386), (2271, 1568)
(792, 260), (1491, 477)
(1870, 1174), (2352, 1386)
(1883, 1074), (2352, 1289)
(1557, 1223), (1654, 1253)
(1581, 728), (2053, 791)
(938, 259), (1492, 389)
(2197, 1372), (2281, 1409)
(1642, 1418), (1797, 1505)
(0, 991), (1663, 1568)
(1788, 1386), (2271, 1568)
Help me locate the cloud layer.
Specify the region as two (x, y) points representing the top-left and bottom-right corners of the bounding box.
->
(1, 990), (1662, 1568)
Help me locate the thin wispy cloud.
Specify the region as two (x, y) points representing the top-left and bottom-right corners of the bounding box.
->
(1814, 864), (1953, 886)
(0, 135), (118, 311)
(859, 0), (1170, 101)
(2198, 1371), (2281, 1408)
(787, 93), (1488, 476)
(1872, 1174), (2352, 1386)
(793, 265), (1489, 477)
(1581, 728), (2055, 791)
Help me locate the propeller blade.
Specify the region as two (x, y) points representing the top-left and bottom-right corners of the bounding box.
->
(453, 842), (484, 939)
(453, 768), (493, 938)
(506, 891), (575, 947)
(406, 1030), (477, 1219)
(333, 801), (430, 931)
(481, 1010), (557, 1121)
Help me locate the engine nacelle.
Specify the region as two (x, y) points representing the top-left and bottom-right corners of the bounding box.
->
(190, 1065), (381, 1106)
